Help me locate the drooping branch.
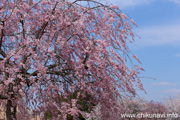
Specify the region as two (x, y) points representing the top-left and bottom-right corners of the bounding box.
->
(35, 2), (59, 39)
(0, 21), (4, 48)
(0, 0), (144, 119)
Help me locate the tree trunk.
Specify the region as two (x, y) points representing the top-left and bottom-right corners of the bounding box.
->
(6, 99), (17, 120)
(6, 83), (16, 120)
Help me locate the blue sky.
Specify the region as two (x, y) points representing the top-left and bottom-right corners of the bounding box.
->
(108, 0), (180, 102)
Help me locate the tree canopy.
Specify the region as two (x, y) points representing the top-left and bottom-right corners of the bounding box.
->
(0, 0), (144, 119)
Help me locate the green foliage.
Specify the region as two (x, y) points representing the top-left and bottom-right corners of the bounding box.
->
(43, 90), (96, 120)
(44, 110), (53, 120)
(67, 113), (86, 120)
(67, 114), (73, 120)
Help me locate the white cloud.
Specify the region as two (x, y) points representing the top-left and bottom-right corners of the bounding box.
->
(152, 82), (177, 86)
(169, 0), (180, 5)
(107, 0), (153, 9)
(162, 89), (180, 93)
(69, 0), (153, 9)
(175, 53), (180, 57)
(134, 24), (180, 47)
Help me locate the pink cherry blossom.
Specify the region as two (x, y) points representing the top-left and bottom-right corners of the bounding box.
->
(0, 0), (144, 119)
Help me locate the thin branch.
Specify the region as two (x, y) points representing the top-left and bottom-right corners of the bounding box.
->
(0, 48), (6, 57)
(0, 95), (7, 100)
(0, 21), (4, 48)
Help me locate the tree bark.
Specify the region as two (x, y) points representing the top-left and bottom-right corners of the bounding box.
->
(6, 99), (17, 120)
(6, 83), (17, 120)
